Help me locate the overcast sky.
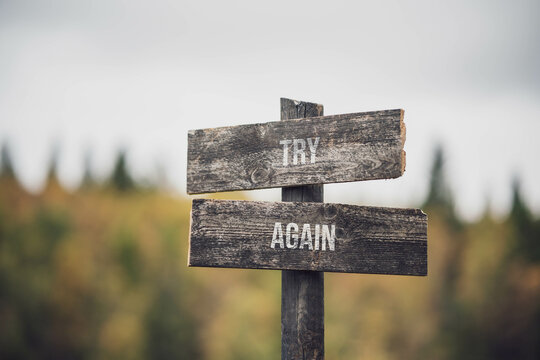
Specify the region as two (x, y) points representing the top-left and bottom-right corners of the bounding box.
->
(1, 0), (539, 220)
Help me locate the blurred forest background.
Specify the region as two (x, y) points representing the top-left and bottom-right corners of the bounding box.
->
(1, 143), (539, 360)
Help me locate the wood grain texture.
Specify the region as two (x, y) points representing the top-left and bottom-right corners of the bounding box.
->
(280, 98), (324, 360)
(282, 270), (323, 360)
(186, 107), (406, 194)
(188, 199), (428, 276)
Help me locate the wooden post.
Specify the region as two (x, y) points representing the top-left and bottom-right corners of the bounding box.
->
(281, 98), (324, 360)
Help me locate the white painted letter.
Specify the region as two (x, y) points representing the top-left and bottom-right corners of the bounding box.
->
(299, 224), (313, 250)
(279, 140), (292, 166)
(321, 224), (336, 251)
(314, 224), (320, 250)
(307, 137), (320, 164)
(271, 222), (284, 249)
(286, 223), (299, 249)
(293, 139), (306, 165)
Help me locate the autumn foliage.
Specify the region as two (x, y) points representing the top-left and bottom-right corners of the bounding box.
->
(1, 145), (539, 359)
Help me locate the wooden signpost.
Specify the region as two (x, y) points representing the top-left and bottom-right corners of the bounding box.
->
(186, 98), (428, 360)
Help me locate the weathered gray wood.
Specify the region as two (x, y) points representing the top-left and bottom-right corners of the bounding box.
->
(186, 107), (406, 194)
(281, 98), (324, 360)
(282, 270), (324, 360)
(188, 199), (428, 276)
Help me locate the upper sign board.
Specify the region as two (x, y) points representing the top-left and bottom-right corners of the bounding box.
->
(188, 199), (427, 276)
(187, 109), (405, 194)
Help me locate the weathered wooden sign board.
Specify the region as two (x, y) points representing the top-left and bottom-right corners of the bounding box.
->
(189, 199), (427, 276)
(187, 109), (405, 194)
(186, 98), (427, 360)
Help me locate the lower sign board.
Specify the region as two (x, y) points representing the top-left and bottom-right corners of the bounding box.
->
(189, 199), (428, 276)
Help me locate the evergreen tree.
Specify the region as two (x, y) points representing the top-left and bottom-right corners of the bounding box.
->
(1, 142), (15, 179)
(80, 150), (95, 189)
(42, 144), (65, 195)
(423, 145), (460, 227)
(46, 145), (60, 182)
(509, 177), (532, 225)
(424, 145), (450, 207)
(110, 150), (135, 192)
(422, 146), (470, 359)
(508, 177), (540, 262)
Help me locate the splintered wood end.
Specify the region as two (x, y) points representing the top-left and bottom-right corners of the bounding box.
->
(400, 109), (406, 174)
